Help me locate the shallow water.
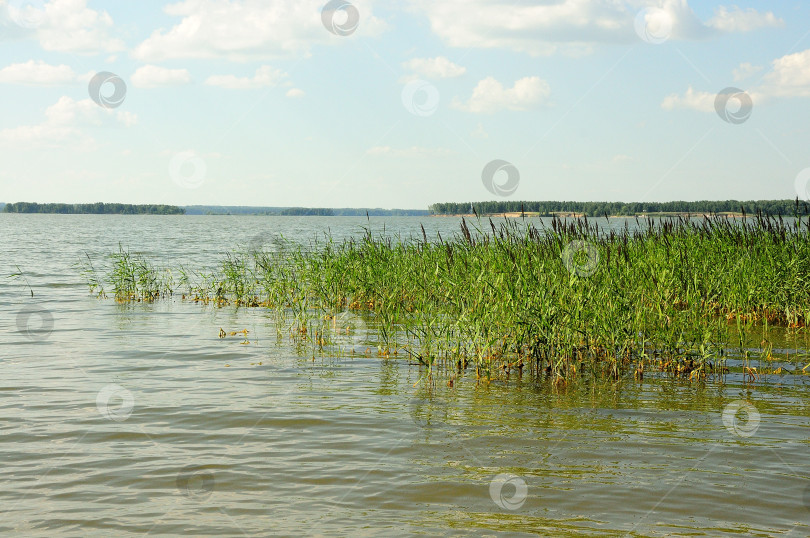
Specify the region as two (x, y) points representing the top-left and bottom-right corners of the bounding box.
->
(1, 214), (809, 536)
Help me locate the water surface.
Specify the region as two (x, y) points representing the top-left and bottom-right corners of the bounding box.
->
(1, 214), (809, 536)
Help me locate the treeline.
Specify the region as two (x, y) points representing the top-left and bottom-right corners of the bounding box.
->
(429, 199), (807, 217)
(3, 202), (185, 215)
(185, 205), (430, 216)
(280, 207), (334, 216)
(333, 208), (430, 216)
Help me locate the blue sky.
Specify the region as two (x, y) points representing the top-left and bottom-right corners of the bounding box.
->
(0, 0), (808, 209)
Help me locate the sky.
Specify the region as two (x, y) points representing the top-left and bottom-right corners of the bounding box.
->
(0, 0), (808, 209)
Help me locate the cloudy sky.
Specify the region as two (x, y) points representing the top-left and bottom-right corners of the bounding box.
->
(0, 0), (807, 208)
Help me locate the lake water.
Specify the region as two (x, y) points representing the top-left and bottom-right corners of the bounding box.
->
(2, 214), (809, 536)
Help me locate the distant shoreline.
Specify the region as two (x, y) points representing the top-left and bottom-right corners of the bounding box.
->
(0, 203), (429, 217)
(2, 202), (184, 215)
(429, 199), (803, 218)
(3, 199), (801, 218)
(432, 211), (749, 218)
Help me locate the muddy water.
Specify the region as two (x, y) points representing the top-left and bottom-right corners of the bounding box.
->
(1, 214), (809, 536)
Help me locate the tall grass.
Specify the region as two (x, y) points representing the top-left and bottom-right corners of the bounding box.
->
(82, 212), (810, 381)
(84, 245), (174, 301)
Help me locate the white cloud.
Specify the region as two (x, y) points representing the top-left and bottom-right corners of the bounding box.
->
(286, 88), (304, 98)
(661, 86), (716, 112)
(366, 146), (452, 157)
(44, 95), (136, 127)
(664, 48), (810, 112)
(402, 56), (465, 79)
(761, 49), (810, 98)
(733, 62), (762, 82)
(131, 65), (192, 88)
(0, 96), (136, 149)
(12, 0), (126, 54)
(0, 60), (82, 85)
(708, 6), (783, 33)
(410, 0), (782, 56)
(452, 76), (550, 113)
(133, 0), (386, 62)
(205, 65), (288, 89)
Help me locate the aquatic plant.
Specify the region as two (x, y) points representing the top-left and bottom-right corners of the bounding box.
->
(83, 211), (810, 381)
(83, 245), (175, 302)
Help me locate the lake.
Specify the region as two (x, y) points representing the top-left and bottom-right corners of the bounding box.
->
(2, 214), (809, 536)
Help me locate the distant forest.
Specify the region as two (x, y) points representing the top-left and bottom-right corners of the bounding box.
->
(184, 205), (430, 216)
(429, 199), (807, 217)
(3, 202), (185, 215)
(280, 207), (334, 216)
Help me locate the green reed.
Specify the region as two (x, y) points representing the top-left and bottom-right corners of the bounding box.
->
(82, 245), (175, 301)
(82, 212), (810, 381)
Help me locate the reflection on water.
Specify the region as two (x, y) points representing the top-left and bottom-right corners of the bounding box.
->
(1, 215), (809, 536)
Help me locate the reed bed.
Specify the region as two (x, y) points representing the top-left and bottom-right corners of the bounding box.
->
(83, 212), (810, 382)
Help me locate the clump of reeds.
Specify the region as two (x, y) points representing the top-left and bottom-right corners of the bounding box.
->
(81, 245), (174, 302)
(82, 211), (810, 381)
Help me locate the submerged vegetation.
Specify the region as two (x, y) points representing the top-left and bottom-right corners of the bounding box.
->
(82, 212), (810, 383)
